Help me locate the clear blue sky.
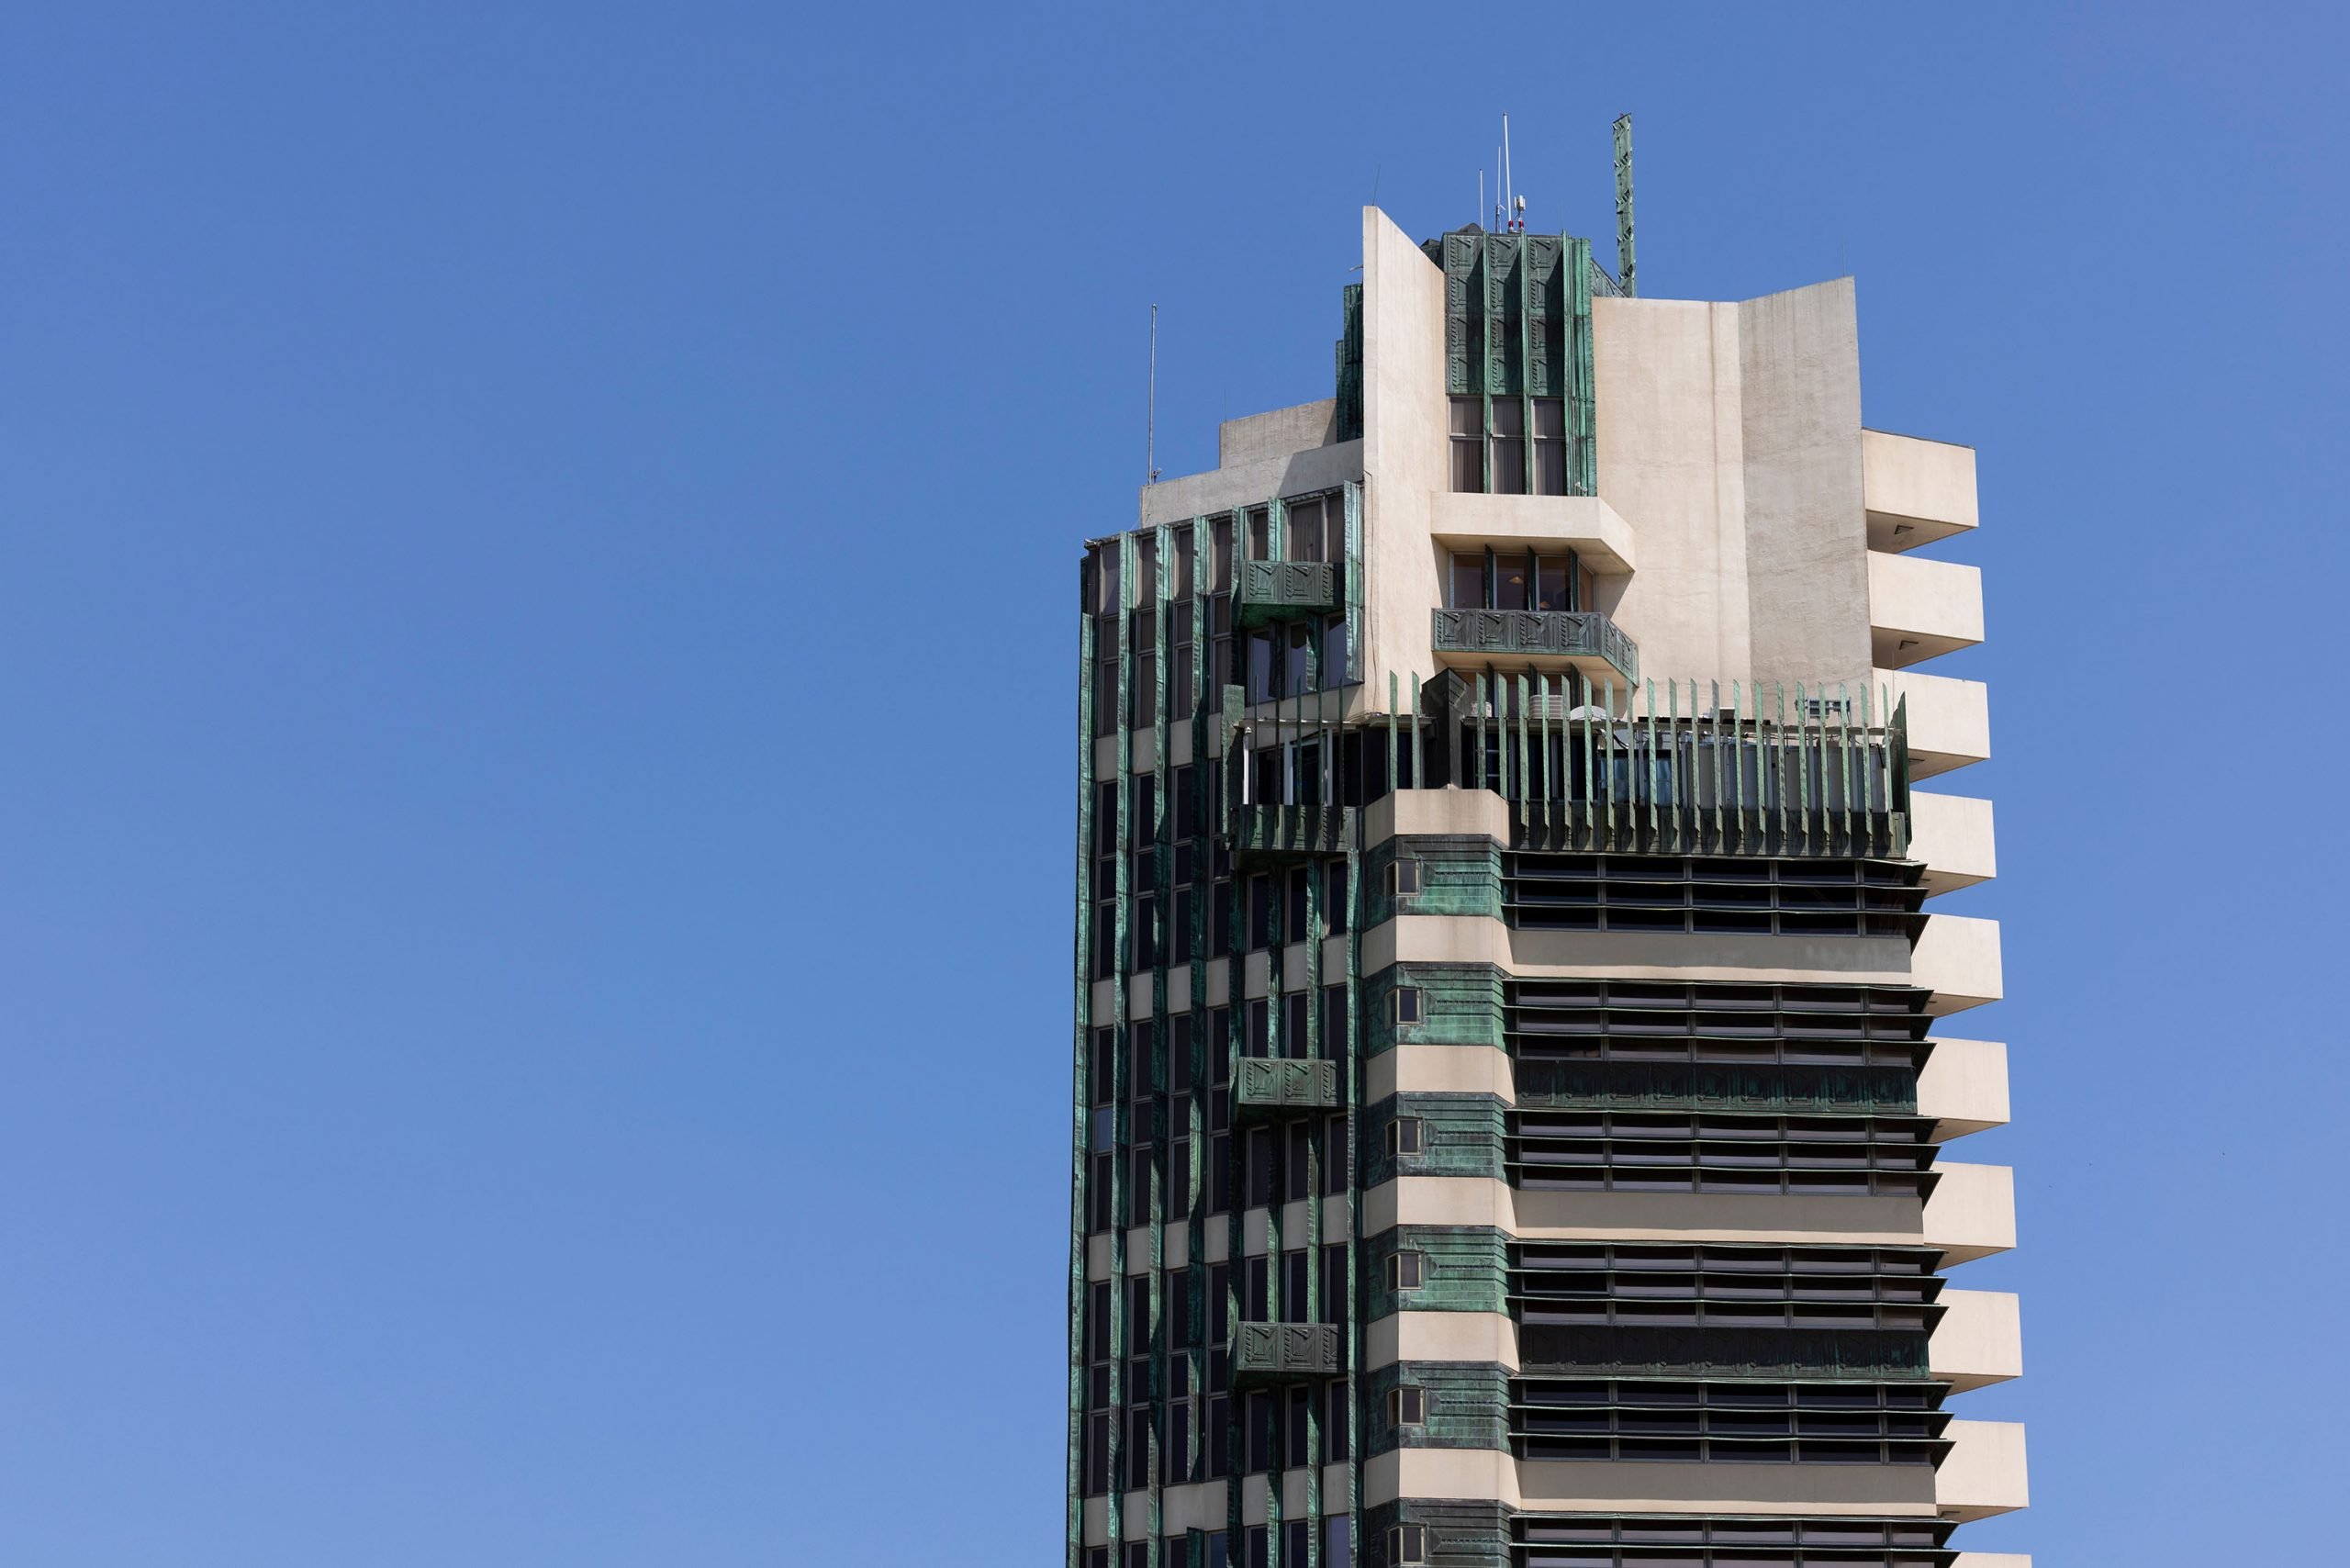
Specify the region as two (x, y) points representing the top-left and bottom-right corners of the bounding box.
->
(2, 4), (2342, 1562)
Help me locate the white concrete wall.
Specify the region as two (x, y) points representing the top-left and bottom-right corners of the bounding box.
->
(1591, 296), (1753, 683)
(1739, 279), (1872, 689)
(1220, 398), (1337, 467)
(1360, 207), (1448, 708)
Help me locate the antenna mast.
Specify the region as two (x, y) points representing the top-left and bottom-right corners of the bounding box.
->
(1146, 305), (1160, 505)
(1613, 113), (1636, 297)
(1502, 113), (1514, 230)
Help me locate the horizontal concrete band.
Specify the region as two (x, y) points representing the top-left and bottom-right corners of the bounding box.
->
(1083, 1468), (1352, 1545)
(1364, 1169), (2015, 1262)
(1371, 1037), (2010, 1138)
(1364, 1291), (2020, 1393)
(1085, 913), (2004, 1020)
(1364, 1419), (2025, 1520)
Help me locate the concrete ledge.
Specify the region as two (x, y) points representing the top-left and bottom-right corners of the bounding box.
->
(1952, 1556), (2032, 1567)
(1364, 1176), (1928, 1248)
(1880, 666), (1990, 778)
(1930, 1288), (2023, 1392)
(1923, 1162), (2015, 1264)
(1937, 1419), (2028, 1521)
(1366, 1310), (1520, 1371)
(1369, 1043), (1516, 1103)
(1870, 551), (1984, 667)
(1919, 1037), (2009, 1139)
(1908, 791), (1997, 896)
(1364, 914), (1914, 988)
(1863, 429), (1978, 551)
(1913, 914), (2002, 1014)
(1141, 438), (1365, 527)
(1427, 491), (1639, 573)
(1364, 787), (1514, 847)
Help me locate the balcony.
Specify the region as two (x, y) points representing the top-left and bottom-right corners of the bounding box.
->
(1232, 1320), (1341, 1382)
(1869, 552), (1984, 668)
(1234, 559), (1337, 628)
(1432, 608), (1639, 685)
(1228, 801), (1353, 859)
(1235, 1056), (1341, 1115)
(1863, 429), (1978, 553)
(1917, 1037), (2009, 1139)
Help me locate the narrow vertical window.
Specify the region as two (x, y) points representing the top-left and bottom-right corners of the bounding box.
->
(1533, 397), (1567, 494)
(1492, 398), (1527, 494)
(1449, 396), (1484, 492)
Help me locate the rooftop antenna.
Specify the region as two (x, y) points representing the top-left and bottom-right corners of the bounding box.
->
(1477, 169), (1483, 231)
(1502, 113), (1515, 230)
(1613, 113), (1637, 297)
(1494, 141), (1503, 231)
(1144, 304), (1160, 510)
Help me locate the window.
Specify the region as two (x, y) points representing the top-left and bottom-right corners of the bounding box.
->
(1494, 553), (1531, 610)
(1321, 1242), (1347, 1323)
(1390, 1524), (1427, 1565)
(1393, 987), (1423, 1026)
(1533, 397), (1567, 494)
(1449, 397), (1483, 492)
(1492, 398), (1526, 494)
(1388, 1116), (1425, 1158)
(1246, 506), (1270, 562)
(1126, 1406), (1153, 1488)
(1326, 1380), (1351, 1461)
(1248, 875), (1273, 950)
(1388, 1250), (1425, 1291)
(1448, 550), (1486, 610)
(1324, 862), (1349, 933)
(1284, 494), (1331, 564)
(1388, 1385), (1426, 1427)
(1389, 858), (1421, 898)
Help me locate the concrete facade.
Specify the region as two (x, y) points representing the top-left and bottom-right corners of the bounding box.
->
(1072, 201), (2015, 1568)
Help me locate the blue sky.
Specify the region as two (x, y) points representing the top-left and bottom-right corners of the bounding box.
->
(3, 4), (2344, 1562)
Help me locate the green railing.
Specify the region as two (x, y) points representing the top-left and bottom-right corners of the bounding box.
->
(1432, 607), (1639, 684)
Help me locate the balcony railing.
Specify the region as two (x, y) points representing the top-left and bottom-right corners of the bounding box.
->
(1433, 607), (1639, 683)
(1234, 560), (1337, 628)
(1236, 1057), (1340, 1115)
(1382, 675), (1913, 857)
(1232, 1321), (1341, 1383)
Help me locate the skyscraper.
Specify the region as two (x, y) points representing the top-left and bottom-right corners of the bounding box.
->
(1071, 162), (2020, 1568)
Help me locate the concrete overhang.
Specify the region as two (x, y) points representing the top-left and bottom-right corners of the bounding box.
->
(1880, 667), (1990, 778)
(1427, 491), (1638, 573)
(1863, 429), (1978, 553)
(1908, 791), (1996, 897)
(1870, 551), (1984, 668)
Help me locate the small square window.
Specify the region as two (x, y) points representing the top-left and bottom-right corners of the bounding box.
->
(1388, 1116), (1425, 1158)
(1387, 1385), (1426, 1427)
(1389, 1524), (1427, 1565)
(1393, 987), (1423, 1026)
(1387, 1250), (1425, 1291)
(1389, 858), (1421, 898)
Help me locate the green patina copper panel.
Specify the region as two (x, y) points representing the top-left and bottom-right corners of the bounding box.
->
(1365, 1093), (1508, 1184)
(1371, 1226), (1510, 1319)
(1364, 1361), (1514, 1455)
(1512, 1058), (1919, 1116)
(1362, 835), (1504, 925)
(1364, 965), (1505, 1055)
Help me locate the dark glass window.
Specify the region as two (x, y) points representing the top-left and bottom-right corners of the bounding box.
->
(1494, 553), (1532, 610)
(1533, 397), (1568, 494)
(1449, 396), (1483, 492)
(1493, 398), (1527, 494)
(1449, 551), (1486, 610)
